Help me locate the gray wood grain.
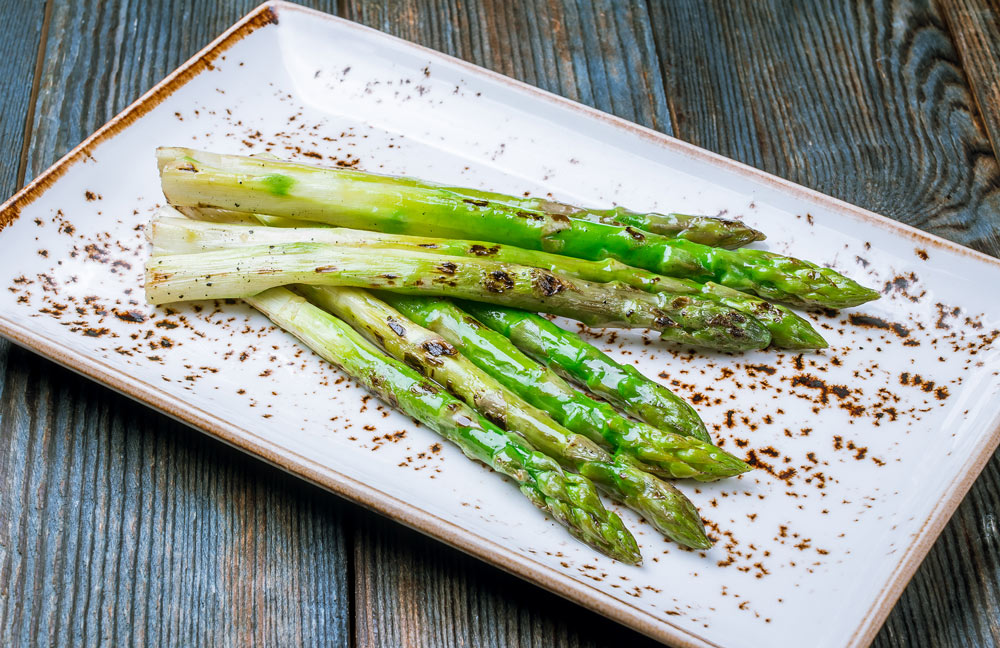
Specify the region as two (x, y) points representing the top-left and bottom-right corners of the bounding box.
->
(0, 2), (53, 641)
(0, 0), (47, 195)
(647, 0), (1000, 257)
(1, 1), (999, 647)
(941, 0), (1000, 163)
(0, 348), (350, 647)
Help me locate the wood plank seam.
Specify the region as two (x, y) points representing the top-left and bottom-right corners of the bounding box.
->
(14, 0), (52, 190)
(346, 509), (358, 648)
(937, 0), (1000, 163)
(641, 0), (679, 138)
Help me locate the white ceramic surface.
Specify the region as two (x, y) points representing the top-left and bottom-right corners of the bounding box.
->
(1, 4), (998, 647)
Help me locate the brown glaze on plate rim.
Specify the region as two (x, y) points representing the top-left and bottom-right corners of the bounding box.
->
(0, 3), (997, 647)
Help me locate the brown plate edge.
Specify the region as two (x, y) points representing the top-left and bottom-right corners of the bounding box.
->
(0, 3), (278, 230)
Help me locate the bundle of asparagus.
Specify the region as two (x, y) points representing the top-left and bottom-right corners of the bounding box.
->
(145, 148), (879, 562)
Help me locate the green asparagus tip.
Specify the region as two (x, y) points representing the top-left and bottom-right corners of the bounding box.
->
(732, 456), (753, 476)
(718, 454), (753, 480)
(613, 455), (713, 549)
(614, 524), (643, 565)
(802, 328), (830, 350)
(670, 512), (712, 550)
(692, 450), (753, 482)
(686, 531), (713, 551)
(724, 221), (767, 249)
(830, 285), (882, 309)
(658, 312), (772, 352)
(782, 322), (829, 350)
(560, 472), (643, 564)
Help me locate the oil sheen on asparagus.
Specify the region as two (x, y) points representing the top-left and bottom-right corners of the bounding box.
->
(249, 287), (641, 563)
(151, 213), (825, 349)
(381, 294), (719, 452)
(144, 243), (772, 351)
(358, 183), (767, 248)
(158, 147), (879, 308)
(298, 285), (716, 548)
(460, 302), (717, 442)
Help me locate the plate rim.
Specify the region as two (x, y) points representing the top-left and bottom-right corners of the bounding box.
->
(0, 3), (997, 647)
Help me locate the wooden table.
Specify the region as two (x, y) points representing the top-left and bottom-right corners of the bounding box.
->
(2, 1), (998, 645)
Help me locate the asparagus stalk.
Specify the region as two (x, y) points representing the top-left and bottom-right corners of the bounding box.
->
(151, 213), (824, 349)
(461, 303), (721, 442)
(144, 243), (772, 351)
(299, 285), (716, 548)
(168, 150), (763, 247)
(382, 294), (720, 452)
(380, 183), (765, 248)
(695, 282), (826, 349)
(247, 287), (641, 563)
(436, 191), (766, 249)
(157, 147), (878, 308)
(555, 207), (765, 249)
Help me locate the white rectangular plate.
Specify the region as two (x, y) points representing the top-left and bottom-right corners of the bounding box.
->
(2, 4), (998, 647)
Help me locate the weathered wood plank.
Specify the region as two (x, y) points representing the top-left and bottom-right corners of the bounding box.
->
(0, 0), (48, 197)
(0, 1), (57, 643)
(0, 348), (351, 647)
(940, 0), (1000, 162)
(353, 513), (663, 648)
(2, 1), (351, 646)
(647, 0), (1000, 257)
(646, 1), (1000, 646)
(336, 0), (672, 133)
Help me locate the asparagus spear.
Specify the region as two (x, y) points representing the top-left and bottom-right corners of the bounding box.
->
(144, 243), (772, 351)
(299, 285), (717, 547)
(695, 282), (826, 350)
(382, 183), (765, 248)
(151, 213), (824, 349)
(247, 287), (641, 563)
(168, 150), (762, 247)
(553, 207), (765, 249)
(382, 293), (717, 451)
(157, 147), (878, 308)
(461, 303), (719, 442)
(435, 191), (766, 249)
